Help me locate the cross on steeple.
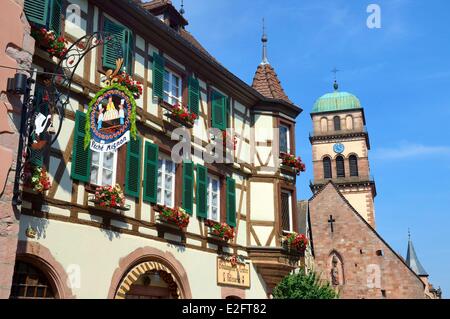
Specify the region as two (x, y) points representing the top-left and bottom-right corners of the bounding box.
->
(328, 215), (336, 233)
(331, 67), (340, 91)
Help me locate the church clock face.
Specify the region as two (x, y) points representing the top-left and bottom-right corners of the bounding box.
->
(333, 143), (345, 154)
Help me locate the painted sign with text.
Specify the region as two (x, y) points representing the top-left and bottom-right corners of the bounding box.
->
(217, 257), (250, 288)
(85, 84), (136, 152)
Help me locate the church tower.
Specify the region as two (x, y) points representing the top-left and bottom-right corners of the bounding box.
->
(309, 81), (377, 227)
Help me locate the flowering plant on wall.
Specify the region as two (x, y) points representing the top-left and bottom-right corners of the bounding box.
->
(279, 152), (306, 176)
(169, 103), (197, 126)
(31, 26), (68, 59)
(94, 184), (125, 208)
(115, 72), (143, 99)
(282, 232), (308, 253)
(205, 220), (235, 241)
(22, 162), (51, 193)
(155, 204), (190, 229)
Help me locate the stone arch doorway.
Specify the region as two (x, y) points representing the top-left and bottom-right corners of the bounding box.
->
(115, 261), (181, 299)
(109, 247), (192, 299)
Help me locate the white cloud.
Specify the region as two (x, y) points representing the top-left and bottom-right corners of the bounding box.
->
(373, 143), (450, 160)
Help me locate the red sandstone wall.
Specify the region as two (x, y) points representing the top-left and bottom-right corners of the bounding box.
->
(0, 0), (34, 299)
(309, 183), (425, 299)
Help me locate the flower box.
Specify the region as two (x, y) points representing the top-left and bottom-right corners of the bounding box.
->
(154, 204), (190, 230)
(281, 232), (308, 255)
(89, 184), (129, 211)
(160, 101), (196, 128)
(279, 152), (306, 176)
(31, 26), (68, 59)
(22, 163), (51, 194)
(204, 220), (235, 242)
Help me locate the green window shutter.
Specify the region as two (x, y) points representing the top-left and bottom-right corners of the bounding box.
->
(124, 30), (134, 74)
(182, 161), (194, 215)
(71, 111), (91, 183)
(143, 141), (158, 203)
(48, 0), (62, 36)
(125, 136), (141, 199)
(35, 85), (48, 115)
(211, 90), (226, 130)
(226, 177), (236, 227)
(152, 52), (165, 99)
(24, 0), (50, 26)
(196, 165), (208, 218)
(103, 18), (128, 71)
(30, 148), (44, 166)
(188, 76), (200, 115)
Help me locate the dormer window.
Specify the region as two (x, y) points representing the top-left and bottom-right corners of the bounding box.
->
(157, 14), (164, 22)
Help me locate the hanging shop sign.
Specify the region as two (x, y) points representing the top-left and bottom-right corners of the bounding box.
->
(85, 84), (137, 152)
(217, 256), (250, 288)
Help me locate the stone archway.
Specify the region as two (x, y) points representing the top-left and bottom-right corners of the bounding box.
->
(15, 240), (75, 299)
(108, 247), (192, 299)
(115, 261), (181, 299)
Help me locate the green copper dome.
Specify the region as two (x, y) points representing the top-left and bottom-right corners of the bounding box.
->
(312, 84), (361, 113)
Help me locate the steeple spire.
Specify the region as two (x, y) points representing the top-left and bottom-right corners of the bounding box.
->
(406, 231), (428, 277)
(261, 18), (269, 65)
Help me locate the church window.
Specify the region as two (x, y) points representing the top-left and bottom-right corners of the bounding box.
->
(320, 117), (328, 132)
(279, 124), (290, 153)
(207, 174), (221, 222)
(349, 155), (359, 177)
(90, 150), (118, 186)
(336, 156), (345, 178)
(280, 190), (293, 232)
(323, 157), (332, 179)
(333, 116), (341, 131)
(157, 155), (176, 208)
(10, 261), (55, 299)
(346, 115), (354, 130)
(163, 69), (182, 106)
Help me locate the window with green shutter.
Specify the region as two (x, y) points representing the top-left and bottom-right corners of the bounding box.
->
(24, 0), (62, 36)
(143, 141), (158, 203)
(48, 0), (62, 36)
(102, 17), (133, 74)
(188, 76), (200, 115)
(226, 177), (236, 227)
(196, 165), (208, 218)
(125, 136), (141, 199)
(29, 148), (44, 167)
(152, 52), (165, 99)
(24, 0), (49, 27)
(182, 161), (194, 215)
(71, 111), (91, 182)
(211, 90), (226, 130)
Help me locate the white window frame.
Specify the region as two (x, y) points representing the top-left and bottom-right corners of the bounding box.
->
(157, 155), (176, 208)
(90, 150), (118, 186)
(281, 190), (293, 232)
(207, 174), (221, 222)
(280, 124), (291, 154)
(163, 69), (182, 106)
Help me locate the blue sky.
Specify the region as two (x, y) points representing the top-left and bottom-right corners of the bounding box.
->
(168, 0), (449, 297)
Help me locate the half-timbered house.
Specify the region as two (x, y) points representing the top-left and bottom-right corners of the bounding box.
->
(9, 0), (305, 299)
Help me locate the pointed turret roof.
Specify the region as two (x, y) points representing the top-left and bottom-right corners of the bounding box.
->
(251, 20), (292, 104)
(406, 233), (428, 277)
